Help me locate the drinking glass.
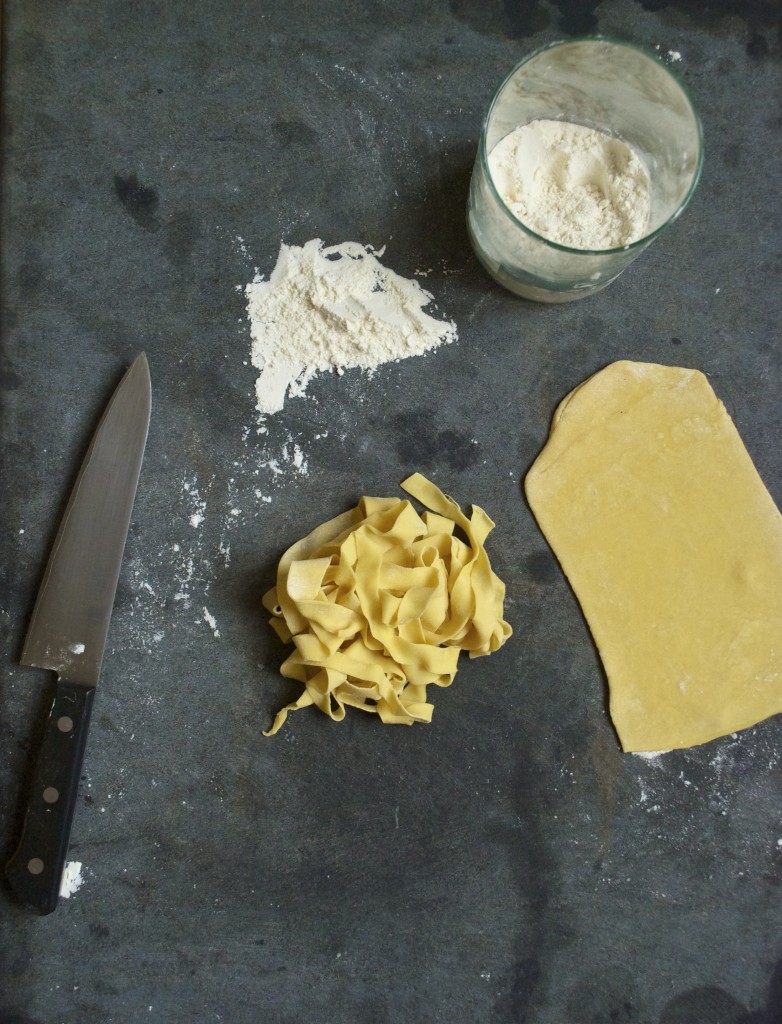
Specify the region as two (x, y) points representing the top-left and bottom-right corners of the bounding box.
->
(467, 37), (703, 302)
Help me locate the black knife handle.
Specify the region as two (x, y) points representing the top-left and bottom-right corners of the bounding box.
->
(5, 679), (95, 915)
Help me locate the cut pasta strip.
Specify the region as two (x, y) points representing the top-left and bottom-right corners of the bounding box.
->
(262, 473), (512, 734)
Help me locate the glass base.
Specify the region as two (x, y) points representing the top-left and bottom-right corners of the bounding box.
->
(468, 218), (619, 303)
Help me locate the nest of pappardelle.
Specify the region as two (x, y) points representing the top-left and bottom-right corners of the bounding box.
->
(262, 473), (512, 735)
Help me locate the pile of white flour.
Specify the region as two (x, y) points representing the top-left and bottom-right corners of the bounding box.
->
(246, 240), (458, 415)
(488, 119), (650, 250)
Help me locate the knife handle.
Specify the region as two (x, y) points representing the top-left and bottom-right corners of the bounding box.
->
(5, 679), (95, 915)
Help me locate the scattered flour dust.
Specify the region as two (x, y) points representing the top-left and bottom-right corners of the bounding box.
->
(654, 44), (683, 62)
(203, 607), (221, 638)
(246, 239), (458, 415)
(124, 440), (312, 654)
(60, 860), (84, 898)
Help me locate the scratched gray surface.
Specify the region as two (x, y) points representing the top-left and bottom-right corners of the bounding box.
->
(1, 1), (781, 1022)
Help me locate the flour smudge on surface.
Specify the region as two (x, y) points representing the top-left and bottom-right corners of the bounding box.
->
(59, 860), (84, 898)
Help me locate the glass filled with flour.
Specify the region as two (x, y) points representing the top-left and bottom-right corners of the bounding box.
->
(467, 38), (703, 302)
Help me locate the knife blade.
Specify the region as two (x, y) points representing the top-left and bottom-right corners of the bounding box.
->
(5, 352), (151, 914)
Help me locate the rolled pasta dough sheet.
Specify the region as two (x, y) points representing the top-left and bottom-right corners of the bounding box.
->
(525, 360), (782, 752)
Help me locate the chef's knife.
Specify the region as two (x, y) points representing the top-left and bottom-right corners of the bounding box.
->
(5, 352), (151, 915)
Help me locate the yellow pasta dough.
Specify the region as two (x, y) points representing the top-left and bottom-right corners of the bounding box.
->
(525, 360), (782, 752)
(262, 473), (512, 734)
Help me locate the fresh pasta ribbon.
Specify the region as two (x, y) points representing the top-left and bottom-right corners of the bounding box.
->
(262, 473), (512, 735)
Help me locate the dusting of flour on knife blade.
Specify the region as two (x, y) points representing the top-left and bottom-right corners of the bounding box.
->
(245, 240), (458, 415)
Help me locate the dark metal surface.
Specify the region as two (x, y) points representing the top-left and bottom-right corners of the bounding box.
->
(1, 1), (781, 1022)
(21, 353), (151, 686)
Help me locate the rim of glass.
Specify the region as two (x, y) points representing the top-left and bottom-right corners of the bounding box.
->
(479, 35), (705, 256)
